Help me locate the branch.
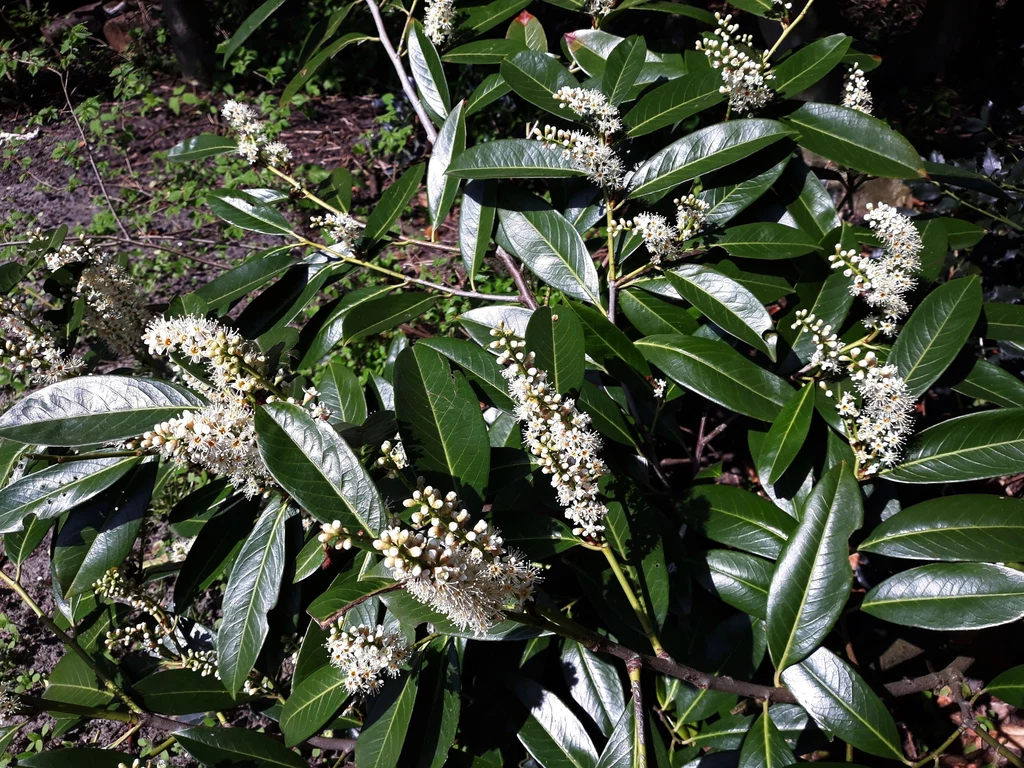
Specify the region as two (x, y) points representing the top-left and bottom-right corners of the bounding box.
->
(882, 657), (974, 698)
(364, 0), (438, 145)
(314, 582), (407, 629)
(495, 247), (538, 309)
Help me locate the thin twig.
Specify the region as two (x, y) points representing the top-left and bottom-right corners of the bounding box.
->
(495, 247), (538, 309)
(364, 0), (438, 145)
(95, 236), (233, 271)
(315, 582), (407, 628)
(764, 0), (819, 62)
(627, 657), (647, 768)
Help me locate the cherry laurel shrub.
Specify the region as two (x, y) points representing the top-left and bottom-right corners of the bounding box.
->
(2, 2), (1024, 767)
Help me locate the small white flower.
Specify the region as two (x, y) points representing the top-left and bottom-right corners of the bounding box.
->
(842, 66), (873, 115)
(221, 99), (291, 167)
(674, 194), (710, 241)
(653, 379), (667, 399)
(528, 124), (625, 189)
(326, 623), (412, 695)
(586, 0), (616, 15)
(553, 87), (622, 136)
(311, 212), (361, 253)
(424, 0), (456, 46)
(696, 13), (775, 114)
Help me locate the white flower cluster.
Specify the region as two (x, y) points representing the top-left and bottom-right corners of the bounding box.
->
(842, 67), (873, 115)
(180, 648), (219, 677)
(490, 326), (609, 538)
(311, 212), (361, 254)
(586, 0), (616, 15)
(318, 519), (354, 551)
(829, 203), (922, 322)
(553, 87), (622, 136)
(0, 295), (85, 384)
(832, 348), (915, 474)
(373, 482), (540, 631)
(94, 567), (173, 635)
(221, 100), (291, 166)
(610, 196), (707, 266)
(376, 435), (409, 477)
(791, 309), (843, 373)
(697, 13), (775, 114)
(0, 685), (18, 721)
(674, 194), (710, 241)
(653, 378), (667, 399)
(38, 235), (150, 358)
(325, 623), (411, 695)
(424, 0), (456, 46)
(105, 621), (161, 651)
(528, 124), (625, 189)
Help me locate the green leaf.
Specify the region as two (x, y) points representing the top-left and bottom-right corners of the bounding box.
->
(465, 73), (512, 116)
(507, 10), (547, 52)
(762, 384), (815, 484)
(738, 711), (796, 768)
(443, 38), (527, 63)
(562, 641), (625, 737)
(0, 457), (139, 535)
(619, 289), (698, 335)
(459, 304), (534, 345)
(515, 677), (600, 768)
(280, 33), (374, 106)
(363, 164), (426, 244)
(715, 223), (822, 260)
(427, 101), (466, 230)
(497, 194), (601, 305)
(0, 376), (204, 446)
(767, 463), (860, 672)
(194, 247), (297, 312)
(219, 0), (286, 65)
(782, 648), (904, 761)
(176, 726), (307, 768)
(775, 159), (842, 238)
(174, 494), (257, 610)
(862, 563), (1024, 630)
(629, 119), (794, 201)
(624, 68), (725, 136)
(724, 0), (773, 15)
(206, 189), (293, 235)
(342, 292), (436, 343)
(782, 103), (925, 178)
(951, 358), (1024, 408)
(255, 402), (386, 532)
(500, 50), (577, 115)
(317, 361), (368, 425)
(408, 22), (450, 123)
(683, 485), (796, 559)
(300, 285), (395, 368)
(394, 345), (490, 499)
(665, 265), (778, 360)
(980, 302), (1024, 343)
(884, 409), (1024, 483)
(699, 155), (790, 227)
(43, 650), (112, 711)
(785, 269), (855, 369)
(167, 133), (236, 162)
(281, 664), (350, 746)
(860, 495), (1024, 561)
(216, 499), (291, 694)
(4, 514), (53, 565)
(18, 749), (132, 768)
(418, 641), (462, 768)
(418, 337), (514, 410)
(567, 300), (651, 377)
(306, 567), (392, 624)
(696, 550), (773, 620)
(594, 697), (636, 768)
(135, 669), (238, 715)
(988, 666), (1024, 708)
(771, 35), (852, 98)
(448, 139), (585, 179)
(459, 180), (496, 283)
(461, 0), (531, 34)
(601, 35), (646, 105)
(890, 276), (982, 398)
(637, 334), (793, 421)
(356, 666), (420, 768)
(526, 306), (586, 393)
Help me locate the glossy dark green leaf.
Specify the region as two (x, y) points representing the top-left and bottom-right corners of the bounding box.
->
(255, 402), (386, 532)
(317, 361), (368, 425)
(356, 666), (420, 768)
(884, 409), (1024, 483)
(890, 276), (982, 398)
(716, 223), (821, 260)
(500, 50), (577, 115)
(459, 305), (534, 345)
(601, 35), (646, 105)
(684, 485), (796, 559)
(216, 499), (291, 694)
(166, 133), (237, 161)
(666, 265), (777, 360)
(4, 514), (53, 565)
(306, 567), (392, 624)
(951, 358), (1024, 408)
(515, 677), (600, 768)
(562, 640), (624, 737)
(206, 189), (293, 235)
(176, 726), (307, 768)
(194, 247), (297, 312)
(979, 302), (1024, 345)
(782, 648), (904, 761)
(281, 664), (350, 746)
(394, 345), (490, 499)
(497, 196), (601, 304)
(174, 494), (257, 609)
(507, 9), (547, 51)
(699, 156), (790, 227)
(567, 300), (651, 377)
(863, 563), (1024, 630)
(594, 698), (637, 768)
(619, 289), (698, 335)
(785, 270), (855, 369)
(363, 164), (426, 243)
(280, 33), (374, 105)
(696, 550), (773, 620)
(624, 68), (725, 136)
(629, 119), (794, 201)
(772, 35), (852, 98)
(0, 376), (204, 446)
(459, 180), (496, 282)
(461, 0), (531, 34)
(775, 159), (841, 238)
(448, 139), (585, 179)
(418, 640), (462, 768)
(767, 463), (860, 672)
(782, 103), (925, 178)
(135, 669), (238, 715)
(443, 38), (527, 63)
(0, 457), (139, 535)
(44, 650), (112, 712)
(219, 0), (286, 64)
(988, 666), (1024, 708)
(344, 292), (435, 343)
(418, 337), (514, 410)
(299, 285), (395, 368)
(691, 713), (754, 750)
(427, 101), (466, 229)
(465, 72), (512, 116)
(860, 495), (1024, 561)
(526, 306), (586, 393)
(565, 29), (684, 83)
(578, 382), (638, 448)
(762, 384), (814, 484)
(409, 21), (450, 122)
(738, 711), (796, 768)
(637, 334), (793, 421)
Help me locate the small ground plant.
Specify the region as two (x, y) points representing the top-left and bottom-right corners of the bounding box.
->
(2, 1), (1024, 767)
